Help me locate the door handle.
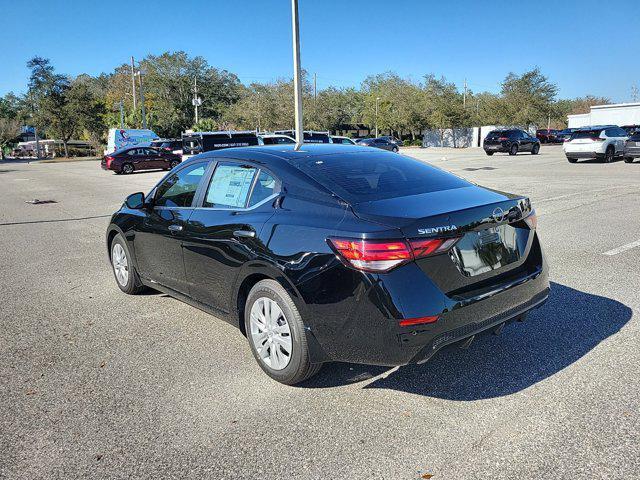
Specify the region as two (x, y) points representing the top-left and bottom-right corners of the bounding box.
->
(233, 230), (255, 238)
(168, 224), (183, 232)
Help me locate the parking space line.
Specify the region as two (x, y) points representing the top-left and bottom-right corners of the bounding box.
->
(603, 239), (640, 256)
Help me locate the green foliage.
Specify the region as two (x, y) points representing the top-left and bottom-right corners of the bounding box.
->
(3, 55), (608, 149)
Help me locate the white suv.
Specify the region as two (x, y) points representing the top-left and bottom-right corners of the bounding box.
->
(563, 125), (628, 163)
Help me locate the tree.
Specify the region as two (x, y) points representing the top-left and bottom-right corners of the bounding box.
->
(0, 118), (21, 159)
(500, 68), (558, 126)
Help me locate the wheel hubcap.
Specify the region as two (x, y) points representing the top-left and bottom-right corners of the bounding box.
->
(112, 243), (129, 286)
(249, 297), (292, 370)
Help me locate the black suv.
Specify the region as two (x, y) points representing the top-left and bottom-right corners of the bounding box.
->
(357, 137), (399, 152)
(484, 129), (541, 156)
(106, 144), (548, 384)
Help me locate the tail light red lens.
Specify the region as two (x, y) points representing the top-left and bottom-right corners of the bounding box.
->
(399, 315), (439, 327)
(105, 156), (114, 167)
(592, 137), (605, 141)
(498, 137), (508, 141)
(328, 236), (461, 272)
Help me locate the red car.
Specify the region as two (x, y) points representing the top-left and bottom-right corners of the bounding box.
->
(535, 129), (560, 144)
(102, 147), (181, 174)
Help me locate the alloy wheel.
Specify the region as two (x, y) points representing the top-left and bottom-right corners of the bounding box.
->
(112, 243), (129, 286)
(249, 297), (292, 370)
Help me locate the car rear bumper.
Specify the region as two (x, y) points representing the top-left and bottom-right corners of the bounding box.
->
(565, 151), (599, 159)
(624, 146), (640, 158)
(304, 240), (549, 366)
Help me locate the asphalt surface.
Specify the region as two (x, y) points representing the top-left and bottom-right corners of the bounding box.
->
(1, 146), (638, 479)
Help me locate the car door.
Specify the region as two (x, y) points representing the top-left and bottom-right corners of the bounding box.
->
(134, 160), (210, 293)
(521, 131), (534, 151)
(182, 161), (279, 312)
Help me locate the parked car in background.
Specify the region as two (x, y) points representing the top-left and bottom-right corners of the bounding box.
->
(151, 139), (183, 155)
(536, 129), (560, 143)
(330, 136), (356, 145)
(378, 135), (404, 146)
(106, 144), (548, 384)
(623, 130), (640, 163)
(483, 129), (540, 156)
(563, 126), (628, 163)
(258, 134), (296, 145)
(357, 137), (399, 152)
(555, 128), (577, 143)
(274, 130), (331, 144)
(182, 131), (260, 159)
(621, 125), (640, 135)
(102, 147), (181, 174)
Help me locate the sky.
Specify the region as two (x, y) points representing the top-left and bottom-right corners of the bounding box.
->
(0, 0), (638, 102)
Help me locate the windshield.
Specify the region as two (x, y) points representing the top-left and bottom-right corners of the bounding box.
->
(572, 130), (602, 140)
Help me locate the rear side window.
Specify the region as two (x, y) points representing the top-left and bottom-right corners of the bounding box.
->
(155, 162), (207, 208)
(629, 133), (640, 141)
(248, 171), (277, 207)
(304, 133), (330, 143)
(293, 152), (469, 203)
(204, 164), (257, 208)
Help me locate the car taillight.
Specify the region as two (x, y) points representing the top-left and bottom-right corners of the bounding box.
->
(105, 156), (114, 167)
(499, 137), (508, 141)
(524, 211), (537, 230)
(591, 137), (605, 141)
(328, 236), (461, 272)
(399, 315), (439, 327)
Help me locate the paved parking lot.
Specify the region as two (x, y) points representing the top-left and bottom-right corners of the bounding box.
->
(1, 145), (638, 479)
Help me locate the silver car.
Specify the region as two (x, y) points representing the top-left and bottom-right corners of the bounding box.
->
(623, 131), (640, 163)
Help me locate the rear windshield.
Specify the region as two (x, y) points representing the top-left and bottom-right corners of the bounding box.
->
(572, 130), (603, 139)
(262, 136), (295, 145)
(292, 152), (469, 203)
(487, 130), (510, 138)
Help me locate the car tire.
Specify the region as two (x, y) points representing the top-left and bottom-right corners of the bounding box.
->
(485, 151), (494, 156)
(392, 146), (399, 153)
(245, 279), (322, 385)
(567, 157), (578, 163)
(531, 144), (540, 155)
(604, 146), (615, 163)
(110, 234), (146, 295)
(122, 163), (134, 174)
(169, 160), (180, 169)
(509, 144), (518, 156)
(624, 157), (634, 163)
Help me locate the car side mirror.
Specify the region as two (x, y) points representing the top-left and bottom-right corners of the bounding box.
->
(125, 192), (145, 209)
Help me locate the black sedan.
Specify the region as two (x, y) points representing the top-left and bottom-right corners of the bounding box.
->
(357, 137), (399, 152)
(106, 144), (549, 384)
(484, 129), (541, 156)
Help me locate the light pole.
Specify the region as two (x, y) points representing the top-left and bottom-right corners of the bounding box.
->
(192, 77), (202, 125)
(136, 69), (147, 129)
(375, 96), (380, 138)
(130, 56), (137, 113)
(291, 0), (304, 149)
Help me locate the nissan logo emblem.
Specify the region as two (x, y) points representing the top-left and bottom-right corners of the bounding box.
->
(492, 207), (507, 223)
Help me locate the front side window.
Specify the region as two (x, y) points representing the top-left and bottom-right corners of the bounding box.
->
(204, 164), (257, 208)
(155, 162), (207, 208)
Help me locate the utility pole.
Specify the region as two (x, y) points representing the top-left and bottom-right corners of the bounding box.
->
(130, 56), (137, 113)
(547, 113), (551, 131)
(313, 73), (317, 100)
(375, 96), (380, 138)
(137, 70), (147, 129)
(34, 127), (40, 160)
(115, 100), (124, 128)
(291, 0), (304, 148)
(463, 78), (467, 109)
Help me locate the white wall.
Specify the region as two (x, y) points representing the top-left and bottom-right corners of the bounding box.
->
(568, 103), (640, 128)
(568, 113), (590, 128)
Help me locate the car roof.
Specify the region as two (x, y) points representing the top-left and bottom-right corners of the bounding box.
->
(182, 143), (378, 165)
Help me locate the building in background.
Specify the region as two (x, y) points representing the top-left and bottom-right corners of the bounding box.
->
(568, 102), (640, 128)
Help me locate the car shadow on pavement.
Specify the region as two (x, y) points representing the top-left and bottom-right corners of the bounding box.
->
(301, 282), (632, 399)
